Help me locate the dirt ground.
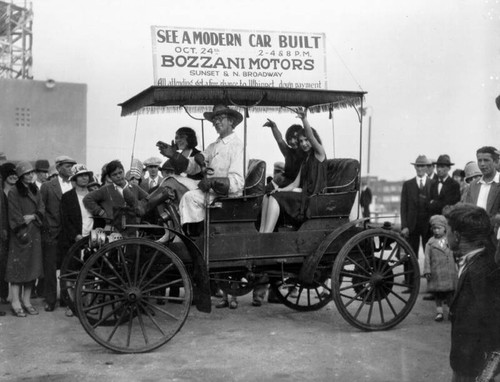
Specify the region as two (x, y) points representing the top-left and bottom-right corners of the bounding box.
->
(0, 284), (453, 382)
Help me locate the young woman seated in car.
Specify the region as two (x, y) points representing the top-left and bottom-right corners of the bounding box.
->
(259, 108), (326, 233)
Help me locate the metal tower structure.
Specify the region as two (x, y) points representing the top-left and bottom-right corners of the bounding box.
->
(0, 0), (33, 79)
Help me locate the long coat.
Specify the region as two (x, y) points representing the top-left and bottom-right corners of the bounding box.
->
(5, 182), (44, 283)
(449, 249), (500, 377)
(423, 236), (457, 292)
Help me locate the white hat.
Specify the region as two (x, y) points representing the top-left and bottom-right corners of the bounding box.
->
(143, 157), (162, 167)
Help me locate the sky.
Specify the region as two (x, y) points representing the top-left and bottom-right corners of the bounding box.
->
(29, 0), (500, 181)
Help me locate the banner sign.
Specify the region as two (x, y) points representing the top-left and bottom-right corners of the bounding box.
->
(151, 26), (327, 89)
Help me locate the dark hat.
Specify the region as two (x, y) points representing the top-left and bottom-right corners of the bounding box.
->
(161, 160), (175, 171)
(203, 104), (243, 127)
(0, 162), (17, 179)
(433, 154), (454, 166)
(410, 155), (432, 166)
(55, 155), (77, 166)
(35, 159), (50, 172)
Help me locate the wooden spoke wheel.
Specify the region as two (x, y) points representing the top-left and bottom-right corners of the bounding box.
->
(270, 264), (332, 312)
(332, 228), (420, 331)
(75, 238), (192, 353)
(59, 237), (99, 316)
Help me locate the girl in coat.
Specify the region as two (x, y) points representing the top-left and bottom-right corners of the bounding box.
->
(5, 162), (44, 317)
(423, 214), (458, 322)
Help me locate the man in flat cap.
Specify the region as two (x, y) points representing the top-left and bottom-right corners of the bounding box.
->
(40, 155), (76, 311)
(400, 155), (433, 292)
(429, 154), (461, 215)
(141, 157), (163, 193)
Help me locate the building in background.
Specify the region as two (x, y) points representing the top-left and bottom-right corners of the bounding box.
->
(0, 78), (87, 164)
(362, 176), (403, 224)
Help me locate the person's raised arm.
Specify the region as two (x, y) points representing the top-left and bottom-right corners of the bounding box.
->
(296, 108), (326, 162)
(263, 119), (289, 157)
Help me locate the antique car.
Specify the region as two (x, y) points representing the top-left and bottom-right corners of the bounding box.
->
(60, 85), (420, 353)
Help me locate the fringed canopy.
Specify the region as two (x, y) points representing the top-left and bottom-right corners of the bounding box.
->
(119, 86), (366, 117)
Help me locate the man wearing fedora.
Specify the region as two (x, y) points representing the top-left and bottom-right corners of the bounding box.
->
(40, 155), (77, 311)
(400, 155), (433, 292)
(158, 104), (244, 235)
(429, 154), (461, 215)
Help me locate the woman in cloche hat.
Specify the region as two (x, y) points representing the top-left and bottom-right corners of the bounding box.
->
(5, 161), (44, 317)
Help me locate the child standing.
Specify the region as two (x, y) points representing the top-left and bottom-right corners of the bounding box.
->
(423, 215), (458, 322)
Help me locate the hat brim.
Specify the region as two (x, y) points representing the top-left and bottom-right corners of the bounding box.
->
(204, 108), (243, 126)
(69, 171), (93, 181)
(411, 162), (432, 166)
(433, 162), (454, 166)
(57, 161), (77, 166)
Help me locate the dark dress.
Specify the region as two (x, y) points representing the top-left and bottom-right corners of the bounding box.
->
(275, 147), (306, 188)
(272, 153), (327, 224)
(5, 182), (44, 283)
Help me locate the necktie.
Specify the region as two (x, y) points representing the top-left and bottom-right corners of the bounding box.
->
(150, 179), (156, 188)
(438, 179), (443, 194)
(419, 179), (424, 190)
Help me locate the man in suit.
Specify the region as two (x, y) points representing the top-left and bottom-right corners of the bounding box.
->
(444, 204), (500, 381)
(40, 155), (76, 311)
(400, 155), (433, 293)
(429, 154), (461, 215)
(140, 157), (163, 193)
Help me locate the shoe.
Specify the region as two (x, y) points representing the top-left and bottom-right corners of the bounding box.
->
(434, 313), (444, 322)
(11, 307), (26, 317)
(44, 303), (55, 312)
(59, 300), (67, 308)
(401, 289), (411, 294)
(252, 299), (262, 307)
(21, 304), (39, 315)
(229, 300), (238, 309)
(215, 300), (229, 309)
(65, 307), (74, 317)
(0, 310), (5, 316)
(423, 295), (435, 301)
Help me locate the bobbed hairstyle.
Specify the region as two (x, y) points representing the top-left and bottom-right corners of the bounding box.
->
(285, 124), (302, 143)
(176, 127), (198, 149)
